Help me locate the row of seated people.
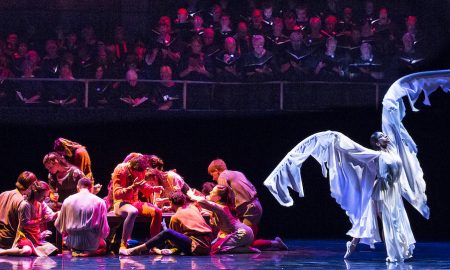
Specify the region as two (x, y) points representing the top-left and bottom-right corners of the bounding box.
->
(0, 30), (423, 109)
(0, 2), (426, 86)
(1, 66), (182, 109)
(0, 138), (288, 257)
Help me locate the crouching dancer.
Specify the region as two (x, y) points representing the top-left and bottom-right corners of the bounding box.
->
(112, 155), (163, 252)
(120, 190), (212, 256)
(0, 171), (38, 250)
(188, 185), (260, 254)
(0, 181), (58, 257)
(55, 178), (110, 256)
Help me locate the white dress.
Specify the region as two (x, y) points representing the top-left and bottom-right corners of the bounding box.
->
(264, 70), (450, 261)
(373, 149), (415, 262)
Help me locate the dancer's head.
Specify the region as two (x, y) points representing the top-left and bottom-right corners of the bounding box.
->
(77, 177), (93, 192)
(123, 152), (142, 163)
(145, 167), (164, 185)
(208, 159), (227, 181)
(43, 152), (70, 174)
(16, 171), (38, 192)
(169, 191), (187, 208)
(145, 154), (164, 171)
(209, 184), (235, 207)
(54, 137), (83, 158)
(24, 181), (50, 202)
(201, 181), (216, 196)
(370, 131), (390, 150)
(128, 155), (148, 180)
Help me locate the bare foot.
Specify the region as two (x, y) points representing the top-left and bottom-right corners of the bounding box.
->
(160, 249), (173, 255)
(150, 247), (162, 255)
(119, 247), (141, 256)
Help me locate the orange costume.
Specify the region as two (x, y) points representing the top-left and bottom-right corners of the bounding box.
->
(112, 162), (162, 238)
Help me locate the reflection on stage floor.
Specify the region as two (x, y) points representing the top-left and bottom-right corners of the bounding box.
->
(1, 240), (449, 269)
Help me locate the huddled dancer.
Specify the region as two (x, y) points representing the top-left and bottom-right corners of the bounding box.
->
(0, 137), (289, 257)
(110, 154), (164, 252)
(0, 180), (58, 257)
(0, 1), (429, 108)
(55, 178), (110, 257)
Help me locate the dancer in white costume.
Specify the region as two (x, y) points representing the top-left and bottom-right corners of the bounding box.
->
(263, 70), (450, 262)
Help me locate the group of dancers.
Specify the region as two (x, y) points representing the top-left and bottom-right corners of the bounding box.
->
(0, 70), (448, 262)
(0, 138), (287, 258)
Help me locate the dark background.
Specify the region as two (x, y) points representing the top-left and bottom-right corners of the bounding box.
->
(0, 90), (448, 241)
(0, 0), (449, 242)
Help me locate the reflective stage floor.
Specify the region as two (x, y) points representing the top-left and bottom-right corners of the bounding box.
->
(1, 240), (449, 270)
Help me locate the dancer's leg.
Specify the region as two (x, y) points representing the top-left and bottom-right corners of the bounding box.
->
(344, 238), (360, 259)
(120, 229), (192, 256)
(133, 202), (162, 238)
(115, 203), (139, 249)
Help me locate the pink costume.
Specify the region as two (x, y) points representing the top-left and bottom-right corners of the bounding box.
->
(14, 201), (57, 256)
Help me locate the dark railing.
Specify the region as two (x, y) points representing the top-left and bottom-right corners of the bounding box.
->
(2, 78), (391, 111)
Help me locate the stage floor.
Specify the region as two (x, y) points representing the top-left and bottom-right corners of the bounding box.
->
(1, 240), (450, 269)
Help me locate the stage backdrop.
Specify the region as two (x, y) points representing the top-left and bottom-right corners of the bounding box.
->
(0, 92), (449, 241)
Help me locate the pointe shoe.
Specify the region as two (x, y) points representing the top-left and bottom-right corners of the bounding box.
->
(344, 241), (356, 259)
(275, 237), (288, 251)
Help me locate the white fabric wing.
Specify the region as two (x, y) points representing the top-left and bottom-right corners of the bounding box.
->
(382, 69), (450, 219)
(264, 131), (382, 242)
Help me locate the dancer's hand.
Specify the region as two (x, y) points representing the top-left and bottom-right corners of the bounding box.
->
(152, 186), (164, 193)
(93, 184), (102, 194)
(131, 178), (145, 189)
(40, 230), (52, 239)
(186, 189), (203, 202)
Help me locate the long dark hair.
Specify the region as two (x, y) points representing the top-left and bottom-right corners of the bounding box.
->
(145, 154), (164, 171)
(43, 152), (70, 167)
(24, 181), (50, 202)
(370, 131), (383, 150)
(53, 138), (84, 158)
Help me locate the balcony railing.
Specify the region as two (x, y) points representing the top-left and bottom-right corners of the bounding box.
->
(1, 78), (391, 111)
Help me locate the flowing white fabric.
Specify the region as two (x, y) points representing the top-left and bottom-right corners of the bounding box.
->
(382, 69), (450, 219)
(264, 131), (382, 245)
(264, 70), (450, 260)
